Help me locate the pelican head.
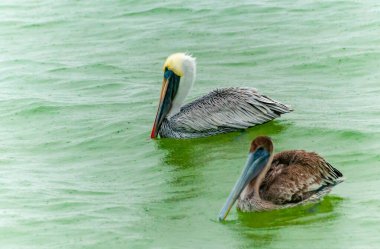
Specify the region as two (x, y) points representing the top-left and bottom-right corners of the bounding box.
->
(151, 53), (196, 138)
(218, 136), (274, 221)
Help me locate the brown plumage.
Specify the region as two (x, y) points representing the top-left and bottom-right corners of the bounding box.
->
(260, 150), (343, 205)
(219, 136), (344, 220)
(237, 136), (344, 212)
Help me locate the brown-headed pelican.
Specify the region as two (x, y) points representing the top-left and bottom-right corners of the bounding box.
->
(218, 136), (344, 221)
(151, 53), (293, 139)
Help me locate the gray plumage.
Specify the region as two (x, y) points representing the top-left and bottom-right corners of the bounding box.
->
(159, 87), (292, 138)
(237, 150), (344, 212)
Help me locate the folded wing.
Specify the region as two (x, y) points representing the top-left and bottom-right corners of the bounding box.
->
(260, 150), (344, 205)
(170, 87), (292, 134)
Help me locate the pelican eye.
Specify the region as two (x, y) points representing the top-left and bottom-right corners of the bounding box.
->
(254, 147), (267, 158)
(164, 69), (173, 79)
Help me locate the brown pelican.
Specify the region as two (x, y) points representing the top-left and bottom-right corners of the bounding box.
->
(151, 53), (293, 139)
(218, 136), (344, 221)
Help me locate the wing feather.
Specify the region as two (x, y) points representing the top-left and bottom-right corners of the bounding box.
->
(261, 150), (344, 205)
(170, 87), (292, 134)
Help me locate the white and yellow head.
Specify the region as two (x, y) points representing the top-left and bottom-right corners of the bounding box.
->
(151, 53), (196, 138)
(162, 53), (195, 77)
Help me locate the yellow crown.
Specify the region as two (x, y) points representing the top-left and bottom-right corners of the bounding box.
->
(162, 53), (186, 77)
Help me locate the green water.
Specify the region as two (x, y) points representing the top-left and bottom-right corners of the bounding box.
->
(1, 1), (380, 248)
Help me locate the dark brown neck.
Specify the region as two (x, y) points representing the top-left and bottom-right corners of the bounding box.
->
(253, 153), (274, 198)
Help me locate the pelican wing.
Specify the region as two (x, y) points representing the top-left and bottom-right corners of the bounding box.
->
(171, 87), (292, 134)
(260, 150), (344, 205)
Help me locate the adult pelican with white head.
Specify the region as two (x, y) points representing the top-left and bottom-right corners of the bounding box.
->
(151, 53), (292, 139)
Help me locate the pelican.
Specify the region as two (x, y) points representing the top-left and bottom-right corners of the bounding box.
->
(218, 136), (344, 221)
(151, 53), (293, 139)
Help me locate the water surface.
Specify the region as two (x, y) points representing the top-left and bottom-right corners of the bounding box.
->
(1, 1), (380, 248)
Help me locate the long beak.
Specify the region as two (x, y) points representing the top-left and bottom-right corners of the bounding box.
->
(218, 148), (270, 221)
(150, 73), (180, 138)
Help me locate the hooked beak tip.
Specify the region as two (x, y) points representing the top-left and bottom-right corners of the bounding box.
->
(150, 128), (157, 139)
(218, 202), (233, 222)
(218, 215), (226, 222)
